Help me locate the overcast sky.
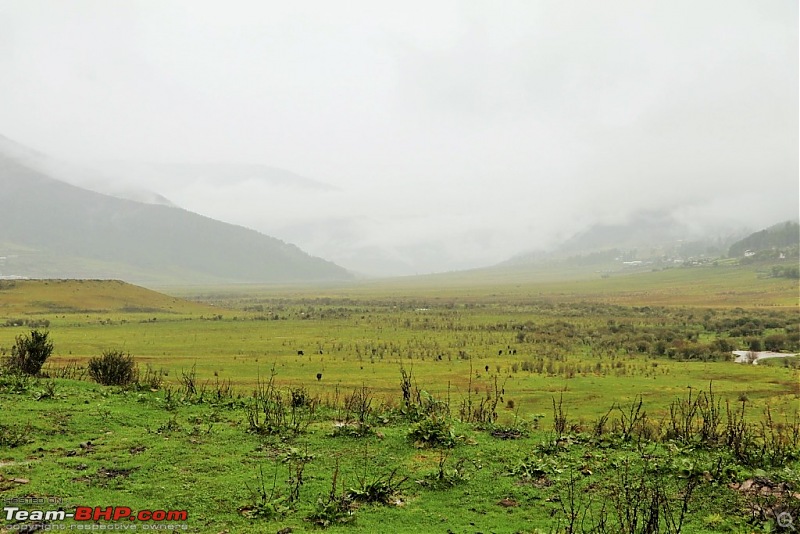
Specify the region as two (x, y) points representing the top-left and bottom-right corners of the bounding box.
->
(1, 1), (797, 275)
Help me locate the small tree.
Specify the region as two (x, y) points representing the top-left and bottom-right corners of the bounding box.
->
(88, 350), (137, 386)
(4, 330), (53, 376)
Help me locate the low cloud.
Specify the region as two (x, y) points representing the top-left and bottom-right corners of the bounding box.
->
(0, 1), (796, 275)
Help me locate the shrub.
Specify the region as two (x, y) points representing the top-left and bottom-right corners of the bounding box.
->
(332, 386), (375, 437)
(0, 422), (33, 447)
(418, 451), (473, 489)
(307, 460), (355, 527)
(408, 413), (455, 448)
(4, 330), (53, 376)
(136, 365), (164, 390)
(247, 370), (317, 436)
(88, 350), (137, 386)
(0, 372), (33, 394)
(348, 467), (408, 505)
(764, 334), (787, 352)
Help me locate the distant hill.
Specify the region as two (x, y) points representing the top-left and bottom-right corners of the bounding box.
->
(507, 210), (744, 267)
(0, 279), (215, 315)
(0, 137), (353, 285)
(728, 221), (799, 257)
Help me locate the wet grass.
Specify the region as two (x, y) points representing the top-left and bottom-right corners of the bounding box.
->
(0, 265), (798, 532)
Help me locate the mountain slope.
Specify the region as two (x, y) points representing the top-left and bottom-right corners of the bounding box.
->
(507, 210), (746, 267)
(0, 142), (352, 284)
(728, 221), (799, 257)
(0, 134), (176, 207)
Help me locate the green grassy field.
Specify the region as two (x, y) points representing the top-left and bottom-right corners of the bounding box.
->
(0, 264), (798, 532)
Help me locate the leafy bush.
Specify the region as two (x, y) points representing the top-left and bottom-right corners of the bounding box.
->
(240, 494), (288, 520)
(4, 330), (53, 376)
(0, 422), (33, 448)
(418, 451), (473, 489)
(136, 364), (164, 390)
(307, 493), (354, 528)
(764, 334), (788, 352)
(771, 265), (800, 279)
(88, 350), (137, 386)
(247, 370), (317, 436)
(0, 371), (33, 394)
(348, 468), (408, 504)
(408, 413), (455, 448)
(240, 464), (290, 520)
(333, 386), (375, 437)
(307, 460), (355, 528)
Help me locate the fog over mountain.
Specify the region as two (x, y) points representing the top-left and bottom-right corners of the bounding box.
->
(1, 1), (796, 276)
(0, 134), (176, 207)
(0, 138), (352, 284)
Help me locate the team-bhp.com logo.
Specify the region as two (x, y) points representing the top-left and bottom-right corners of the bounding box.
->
(4, 506), (188, 529)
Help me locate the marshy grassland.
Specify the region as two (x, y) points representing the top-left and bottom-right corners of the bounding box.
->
(0, 263), (797, 532)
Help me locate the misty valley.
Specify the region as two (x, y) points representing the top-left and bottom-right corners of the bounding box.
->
(1, 2), (798, 532)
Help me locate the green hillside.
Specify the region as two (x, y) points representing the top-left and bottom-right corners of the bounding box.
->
(728, 220), (799, 257)
(0, 279), (214, 315)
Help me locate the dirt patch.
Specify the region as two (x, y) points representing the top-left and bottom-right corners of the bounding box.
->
(97, 467), (135, 479)
(516, 475), (552, 489)
(730, 477), (800, 500)
(72, 467), (136, 487)
(730, 477), (800, 523)
(0, 474), (30, 491)
(490, 428), (525, 440)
